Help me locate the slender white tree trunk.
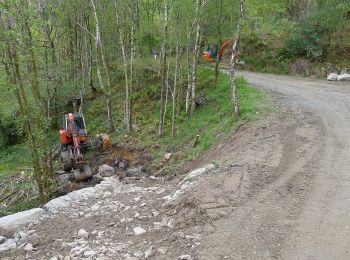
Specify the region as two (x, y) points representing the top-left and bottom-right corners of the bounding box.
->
(129, 0), (137, 131)
(114, 0), (131, 133)
(158, 0), (168, 137)
(190, 0), (202, 117)
(229, 0), (244, 118)
(172, 9), (180, 138)
(90, 0), (116, 132)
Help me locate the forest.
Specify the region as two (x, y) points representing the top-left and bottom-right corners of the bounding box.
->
(0, 0), (349, 212)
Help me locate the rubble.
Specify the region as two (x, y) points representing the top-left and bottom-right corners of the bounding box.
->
(133, 226), (147, 236)
(99, 164), (115, 177)
(0, 238), (16, 252)
(77, 229), (89, 238)
(0, 208), (45, 237)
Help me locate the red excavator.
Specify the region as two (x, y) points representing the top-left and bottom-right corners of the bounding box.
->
(203, 39), (240, 62)
(59, 113), (109, 181)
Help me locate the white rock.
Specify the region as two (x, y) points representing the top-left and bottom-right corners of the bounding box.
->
(84, 250), (97, 257)
(0, 208), (45, 236)
(164, 164), (216, 204)
(164, 153), (172, 161)
(78, 229), (89, 238)
(133, 227), (146, 236)
(91, 204), (100, 211)
(327, 73), (338, 81)
(24, 242), (33, 251)
(167, 218), (176, 229)
(27, 230), (36, 236)
(0, 238), (16, 252)
(14, 230), (28, 244)
(103, 191), (112, 197)
(157, 247), (168, 255)
(134, 212), (140, 218)
(337, 73), (350, 81)
(144, 246), (153, 259)
(152, 210), (160, 217)
(178, 255), (192, 260)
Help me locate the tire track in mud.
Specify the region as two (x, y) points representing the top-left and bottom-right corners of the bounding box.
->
(197, 112), (323, 260)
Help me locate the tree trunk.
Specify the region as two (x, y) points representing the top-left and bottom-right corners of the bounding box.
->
(90, 0), (116, 132)
(115, 0), (131, 133)
(190, 0), (202, 117)
(229, 0), (244, 119)
(214, 0), (224, 86)
(172, 9), (180, 139)
(129, 0), (138, 132)
(158, 0), (168, 137)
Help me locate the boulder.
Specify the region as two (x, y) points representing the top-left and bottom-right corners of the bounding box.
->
(0, 236), (6, 244)
(337, 73), (350, 81)
(55, 173), (71, 185)
(0, 208), (44, 237)
(0, 238), (16, 252)
(126, 166), (144, 177)
(99, 164), (115, 177)
(327, 73), (338, 81)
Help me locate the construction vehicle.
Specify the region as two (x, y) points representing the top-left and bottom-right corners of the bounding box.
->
(203, 39), (241, 62)
(59, 113), (109, 181)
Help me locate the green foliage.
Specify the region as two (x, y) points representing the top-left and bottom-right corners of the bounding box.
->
(282, 28), (323, 60)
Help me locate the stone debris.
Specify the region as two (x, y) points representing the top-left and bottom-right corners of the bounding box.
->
(0, 163), (218, 259)
(163, 164), (215, 204)
(126, 166), (144, 177)
(24, 242), (34, 251)
(0, 208), (45, 236)
(83, 250), (97, 257)
(144, 246), (153, 259)
(99, 164), (115, 177)
(164, 153), (173, 161)
(0, 236), (6, 244)
(0, 238), (16, 252)
(156, 246), (168, 255)
(133, 227), (147, 236)
(77, 229), (89, 238)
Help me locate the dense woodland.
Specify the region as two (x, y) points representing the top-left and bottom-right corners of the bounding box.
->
(0, 0), (349, 204)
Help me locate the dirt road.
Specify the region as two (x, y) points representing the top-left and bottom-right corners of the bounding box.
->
(2, 72), (350, 260)
(199, 71), (350, 260)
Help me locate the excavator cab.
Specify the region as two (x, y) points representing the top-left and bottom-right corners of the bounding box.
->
(60, 113), (88, 149)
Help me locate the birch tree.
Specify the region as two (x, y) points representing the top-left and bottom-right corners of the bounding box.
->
(229, 0), (244, 118)
(114, 0), (131, 133)
(129, 0), (138, 133)
(90, 0), (116, 132)
(172, 7), (180, 138)
(190, 0), (202, 117)
(158, 0), (168, 137)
